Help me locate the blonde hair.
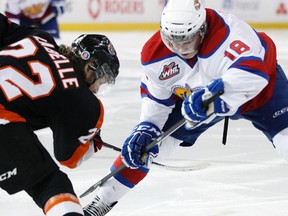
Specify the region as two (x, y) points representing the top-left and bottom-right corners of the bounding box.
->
(58, 44), (78, 61)
(58, 44), (86, 73)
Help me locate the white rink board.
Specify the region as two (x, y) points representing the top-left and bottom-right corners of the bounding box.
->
(1, 1), (287, 25)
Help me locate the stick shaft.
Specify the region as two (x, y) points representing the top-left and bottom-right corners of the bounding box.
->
(80, 118), (186, 198)
(80, 90), (223, 198)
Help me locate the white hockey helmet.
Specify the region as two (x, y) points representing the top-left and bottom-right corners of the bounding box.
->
(160, 0), (207, 58)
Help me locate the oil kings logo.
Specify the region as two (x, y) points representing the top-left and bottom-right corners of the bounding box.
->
(0, 168), (17, 181)
(22, 3), (45, 17)
(172, 84), (203, 99)
(159, 62), (180, 80)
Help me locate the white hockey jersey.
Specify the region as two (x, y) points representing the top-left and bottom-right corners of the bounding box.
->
(5, 0), (60, 24)
(139, 9), (277, 132)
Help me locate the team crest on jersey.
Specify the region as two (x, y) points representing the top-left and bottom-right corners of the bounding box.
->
(172, 84), (202, 99)
(159, 62), (180, 80)
(23, 3), (45, 17)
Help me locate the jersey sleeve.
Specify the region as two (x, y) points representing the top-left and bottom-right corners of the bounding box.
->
(139, 70), (176, 130)
(49, 90), (104, 169)
(199, 9), (276, 114)
(139, 32), (180, 130)
(219, 30), (274, 114)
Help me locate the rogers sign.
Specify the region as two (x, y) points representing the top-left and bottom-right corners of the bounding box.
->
(88, 0), (145, 19)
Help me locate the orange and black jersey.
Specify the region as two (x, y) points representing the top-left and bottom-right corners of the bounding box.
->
(0, 13), (103, 168)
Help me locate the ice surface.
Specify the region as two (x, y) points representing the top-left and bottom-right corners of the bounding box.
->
(1, 30), (288, 216)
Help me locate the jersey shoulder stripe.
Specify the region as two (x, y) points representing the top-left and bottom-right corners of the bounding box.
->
(198, 9), (230, 58)
(241, 33), (277, 113)
(231, 56), (270, 80)
(141, 30), (173, 65)
(140, 82), (178, 107)
(0, 104), (26, 124)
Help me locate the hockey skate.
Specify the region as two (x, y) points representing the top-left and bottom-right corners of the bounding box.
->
(84, 196), (117, 216)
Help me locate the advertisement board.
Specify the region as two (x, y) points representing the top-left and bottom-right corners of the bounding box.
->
(60, 0), (288, 30)
(0, 0), (287, 31)
(58, 0), (165, 31)
(205, 0), (288, 25)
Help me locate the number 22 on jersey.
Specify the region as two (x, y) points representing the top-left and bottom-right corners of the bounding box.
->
(0, 38), (55, 102)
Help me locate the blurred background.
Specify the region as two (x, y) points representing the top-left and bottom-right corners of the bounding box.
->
(1, 0), (287, 31)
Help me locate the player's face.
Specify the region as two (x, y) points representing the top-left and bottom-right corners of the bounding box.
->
(161, 31), (202, 59)
(84, 62), (110, 94)
(89, 75), (110, 94)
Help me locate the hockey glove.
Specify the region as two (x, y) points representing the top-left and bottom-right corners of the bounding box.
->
(51, 0), (65, 16)
(121, 122), (161, 169)
(91, 132), (103, 152)
(181, 78), (229, 123)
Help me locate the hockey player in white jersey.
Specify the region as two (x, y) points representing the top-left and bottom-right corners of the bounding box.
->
(5, 0), (65, 43)
(83, 0), (288, 215)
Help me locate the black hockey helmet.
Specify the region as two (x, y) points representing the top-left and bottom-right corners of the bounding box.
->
(72, 34), (120, 84)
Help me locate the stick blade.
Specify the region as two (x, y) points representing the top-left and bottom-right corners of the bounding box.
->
(79, 182), (101, 198)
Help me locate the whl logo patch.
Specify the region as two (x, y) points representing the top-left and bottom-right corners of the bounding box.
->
(159, 62), (180, 80)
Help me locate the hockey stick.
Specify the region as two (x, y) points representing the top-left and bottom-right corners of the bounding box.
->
(79, 118), (186, 198)
(102, 141), (210, 171)
(79, 90), (223, 198)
